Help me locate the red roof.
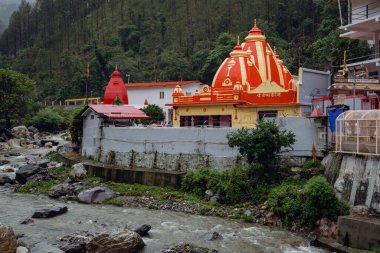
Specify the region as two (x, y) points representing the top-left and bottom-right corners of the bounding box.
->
(306, 107), (325, 118)
(126, 81), (202, 88)
(88, 104), (149, 119)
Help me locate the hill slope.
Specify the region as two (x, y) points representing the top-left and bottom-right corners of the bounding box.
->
(0, 0), (370, 101)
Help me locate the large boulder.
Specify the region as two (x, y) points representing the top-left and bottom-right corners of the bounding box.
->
(32, 206), (68, 218)
(48, 183), (75, 198)
(86, 230), (145, 253)
(0, 224), (17, 253)
(57, 233), (94, 253)
(16, 246), (29, 253)
(11, 126), (29, 139)
(70, 163), (87, 181)
(78, 187), (117, 204)
(16, 164), (40, 184)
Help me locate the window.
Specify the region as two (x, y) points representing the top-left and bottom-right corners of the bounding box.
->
(186, 91), (191, 96)
(159, 91), (165, 99)
(258, 110), (278, 119)
(91, 115), (94, 120)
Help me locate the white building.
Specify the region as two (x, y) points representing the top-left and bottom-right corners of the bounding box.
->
(125, 81), (203, 124)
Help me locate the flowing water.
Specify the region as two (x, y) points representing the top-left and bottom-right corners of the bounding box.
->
(0, 190), (327, 253)
(0, 136), (327, 252)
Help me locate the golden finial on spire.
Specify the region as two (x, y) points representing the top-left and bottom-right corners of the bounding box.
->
(254, 19), (257, 27)
(237, 36), (240, 45)
(273, 46), (276, 53)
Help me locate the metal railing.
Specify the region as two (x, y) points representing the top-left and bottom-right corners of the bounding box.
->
(350, 0), (380, 23)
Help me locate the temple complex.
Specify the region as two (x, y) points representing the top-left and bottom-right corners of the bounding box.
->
(168, 22), (301, 128)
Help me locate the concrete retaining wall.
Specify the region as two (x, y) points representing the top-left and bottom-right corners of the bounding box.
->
(337, 216), (380, 249)
(82, 117), (319, 171)
(324, 153), (380, 214)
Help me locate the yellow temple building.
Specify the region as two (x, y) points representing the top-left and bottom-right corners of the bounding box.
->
(167, 22), (302, 128)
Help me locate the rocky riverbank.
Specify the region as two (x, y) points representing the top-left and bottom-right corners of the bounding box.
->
(0, 128), (330, 252)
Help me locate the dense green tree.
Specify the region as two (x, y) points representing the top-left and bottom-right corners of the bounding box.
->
(227, 119), (295, 168)
(141, 104), (164, 124)
(0, 0), (371, 101)
(0, 69), (35, 128)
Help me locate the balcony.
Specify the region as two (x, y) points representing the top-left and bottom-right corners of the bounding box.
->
(341, 1), (380, 40)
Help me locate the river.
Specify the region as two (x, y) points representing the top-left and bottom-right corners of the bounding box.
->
(0, 135), (327, 253)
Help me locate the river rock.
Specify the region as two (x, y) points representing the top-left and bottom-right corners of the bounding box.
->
(32, 206), (68, 218)
(315, 218), (337, 239)
(7, 139), (21, 149)
(20, 218), (34, 225)
(78, 187), (117, 204)
(162, 243), (218, 253)
(0, 143), (10, 151)
(16, 246), (29, 253)
(86, 230), (145, 253)
(133, 224), (151, 236)
(2, 165), (14, 172)
(0, 175), (14, 185)
(0, 160), (10, 166)
(15, 164), (39, 183)
(58, 233), (93, 253)
(28, 126), (39, 134)
(48, 183), (75, 198)
(70, 163), (87, 181)
(204, 190), (214, 200)
(11, 126), (29, 139)
(27, 168), (55, 183)
(9, 152), (21, 156)
(349, 205), (369, 216)
(200, 231), (223, 241)
(44, 142), (53, 148)
(41, 140), (59, 146)
(0, 224), (17, 253)
(37, 159), (50, 168)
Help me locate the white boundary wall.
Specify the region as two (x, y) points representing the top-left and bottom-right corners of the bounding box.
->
(82, 116), (320, 170)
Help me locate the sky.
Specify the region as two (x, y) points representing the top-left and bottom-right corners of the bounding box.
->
(0, 0), (36, 26)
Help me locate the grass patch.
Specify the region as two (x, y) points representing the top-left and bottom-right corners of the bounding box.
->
(104, 198), (125, 207)
(106, 182), (214, 207)
(19, 180), (58, 195)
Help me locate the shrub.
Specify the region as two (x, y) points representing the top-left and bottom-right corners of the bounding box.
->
(268, 176), (349, 226)
(30, 108), (65, 132)
(218, 167), (254, 205)
(301, 176), (349, 225)
(268, 182), (303, 225)
(302, 159), (321, 171)
(181, 168), (221, 196)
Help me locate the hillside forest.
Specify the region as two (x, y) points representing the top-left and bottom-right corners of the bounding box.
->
(0, 0), (371, 102)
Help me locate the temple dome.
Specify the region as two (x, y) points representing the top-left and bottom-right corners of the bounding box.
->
(104, 67), (129, 104)
(211, 40), (263, 93)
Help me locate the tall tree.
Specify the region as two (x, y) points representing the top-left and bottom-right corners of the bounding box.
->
(0, 69), (36, 128)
